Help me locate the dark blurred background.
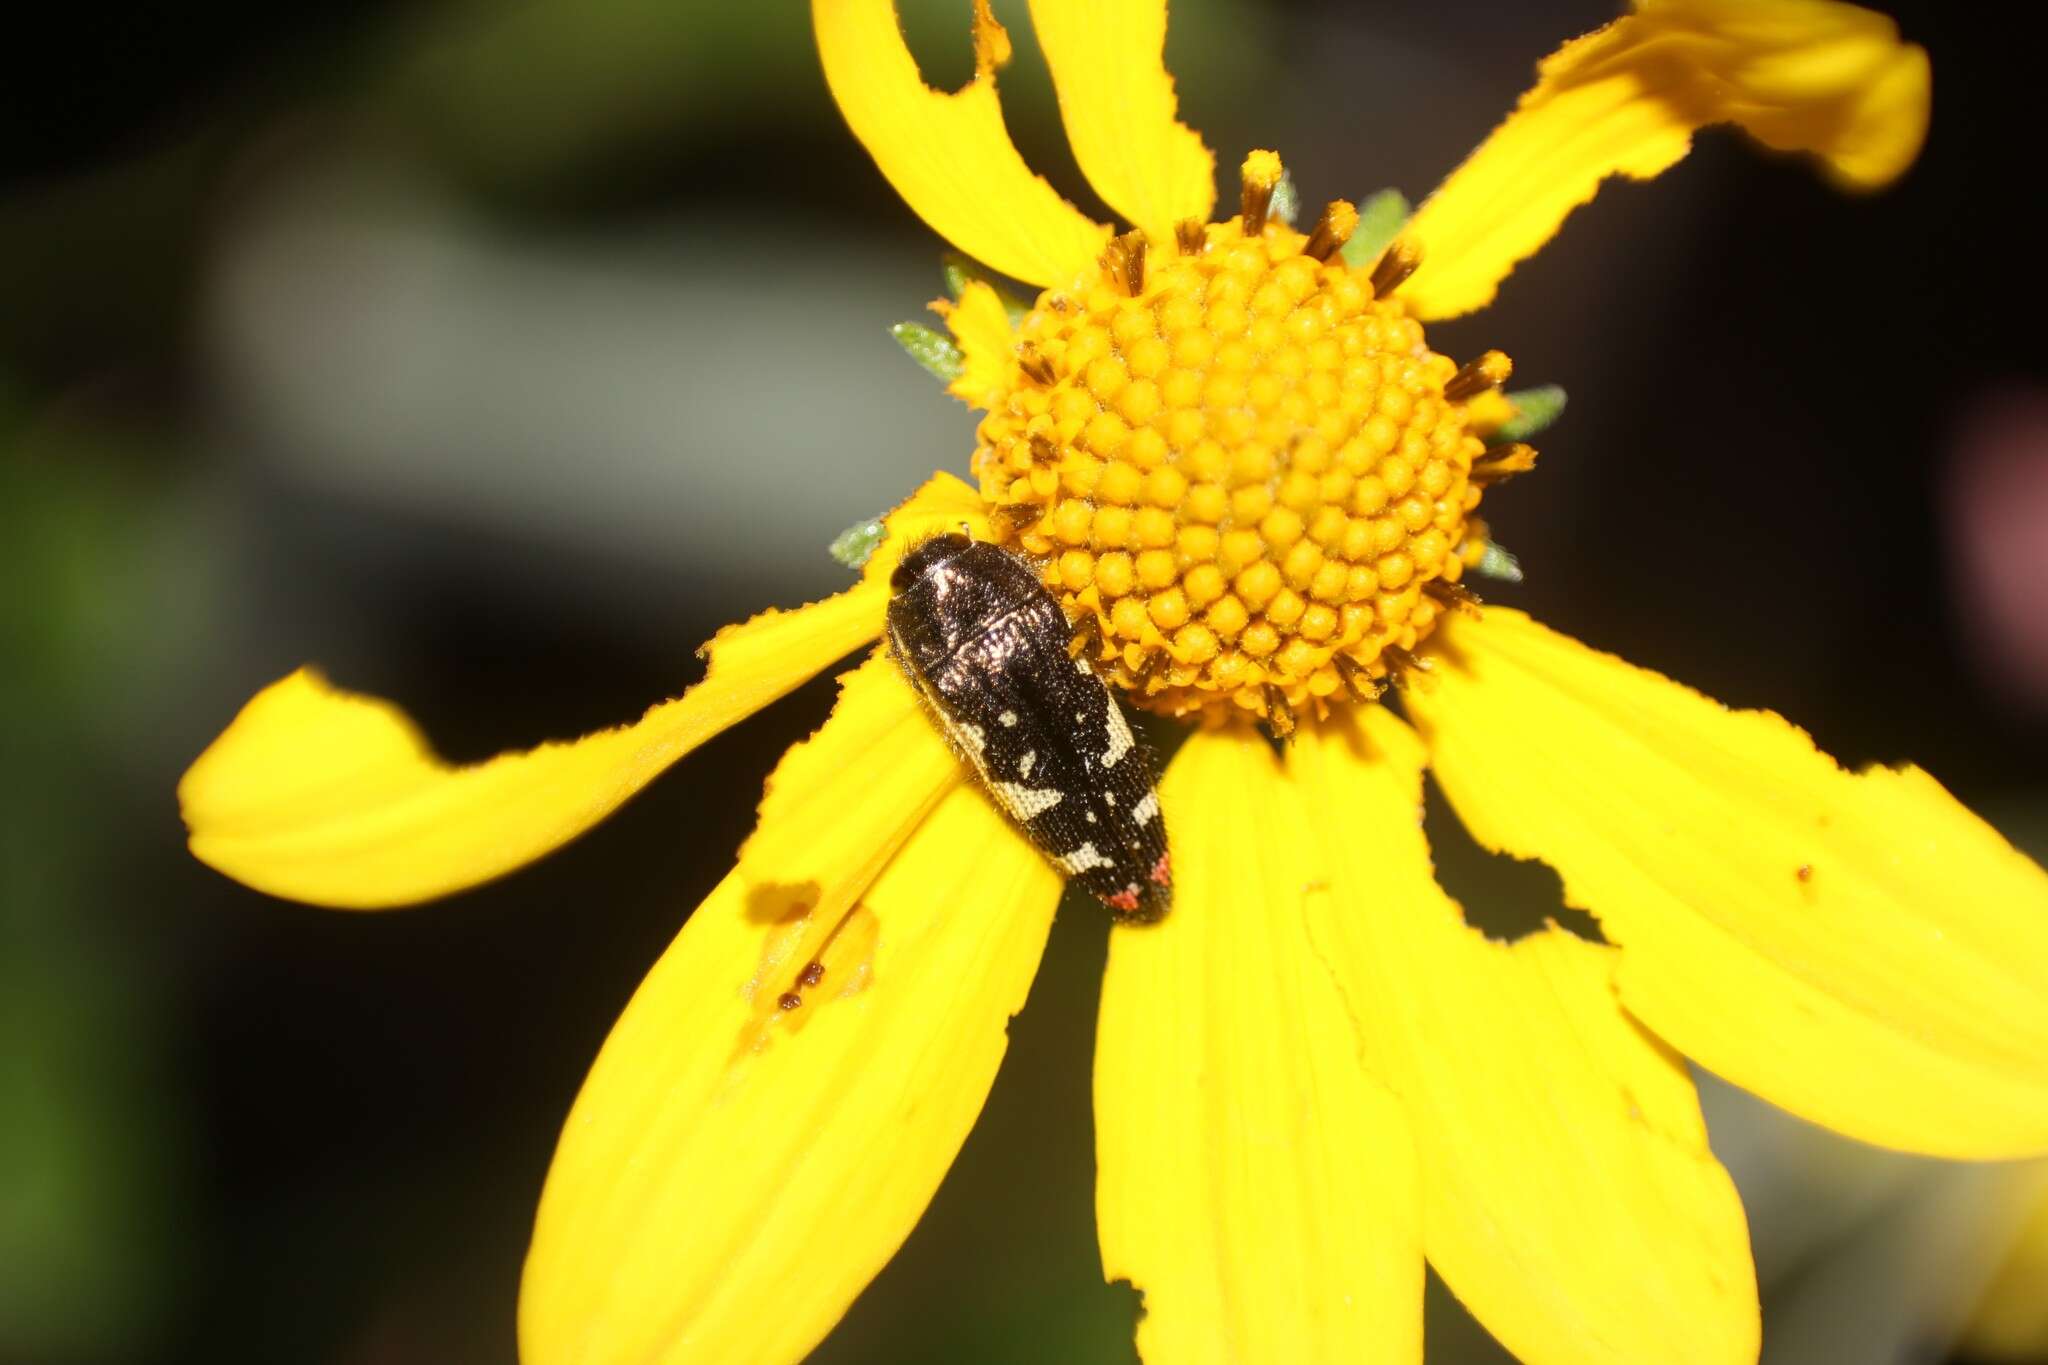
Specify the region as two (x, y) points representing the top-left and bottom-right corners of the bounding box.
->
(4, 1), (2046, 1361)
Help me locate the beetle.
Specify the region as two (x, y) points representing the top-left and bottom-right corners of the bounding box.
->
(886, 534), (1171, 921)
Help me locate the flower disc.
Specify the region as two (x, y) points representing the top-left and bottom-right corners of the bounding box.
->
(972, 203), (1497, 729)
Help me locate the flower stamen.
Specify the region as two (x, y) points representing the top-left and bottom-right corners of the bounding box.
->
(1070, 611), (1104, 660)
(1471, 443), (1539, 484)
(1444, 349), (1514, 402)
(1368, 237), (1424, 297)
(1424, 578), (1483, 616)
(1262, 683), (1297, 739)
(1301, 199), (1360, 264)
(1105, 229), (1149, 298)
(1018, 344), (1056, 386)
(1239, 149), (1284, 237)
(1383, 643), (1432, 682)
(1333, 652), (1386, 704)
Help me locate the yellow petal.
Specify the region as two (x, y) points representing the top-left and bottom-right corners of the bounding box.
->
(1095, 728), (1423, 1362)
(1403, 0), (1931, 319)
(1291, 709), (1757, 1365)
(1406, 608), (2048, 1159)
(179, 588), (885, 909)
(181, 473), (978, 910)
(737, 651), (964, 973)
(520, 780), (1059, 1364)
(1460, 387), (1517, 439)
(933, 279), (1017, 410)
(1026, 0), (1215, 245)
(1960, 1163), (2048, 1360)
(814, 0), (1109, 287)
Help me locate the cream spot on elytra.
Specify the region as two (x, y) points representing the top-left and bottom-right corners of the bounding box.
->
(1059, 842), (1113, 875)
(994, 782), (1063, 819)
(1101, 704), (1135, 769)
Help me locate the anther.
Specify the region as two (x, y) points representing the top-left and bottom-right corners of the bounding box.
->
(799, 960), (826, 988)
(1382, 644), (1434, 684)
(996, 501), (1044, 528)
(1368, 238), (1423, 297)
(1104, 229), (1148, 297)
(1301, 199), (1360, 263)
(1069, 613), (1104, 660)
(776, 991), (803, 1011)
(1027, 431), (1058, 465)
(1017, 345), (1055, 386)
(1175, 218), (1208, 255)
(1240, 150), (1284, 237)
(1131, 649), (1166, 692)
(1471, 442), (1539, 484)
(1424, 579), (1483, 616)
(1262, 683), (1296, 739)
(1445, 350), (1513, 402)
(1334, 653), (1385, 704)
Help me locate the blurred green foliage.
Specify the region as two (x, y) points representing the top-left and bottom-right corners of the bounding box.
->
(2, 396), (193, 1362)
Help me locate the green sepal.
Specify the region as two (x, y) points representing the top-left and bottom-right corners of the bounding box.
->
(1469, 541), (1524, 584)
(1340, 188), (1410, 268)
(889, 322), (964, 384)
(941, 255), (1030, 324)
(829, 517), (889, 570)
(1491, 385), (1567, 443)
(1269, 170), (1301, 227)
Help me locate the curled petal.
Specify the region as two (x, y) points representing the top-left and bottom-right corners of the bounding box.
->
(1404, 0), (1931, 318)
(519, 784), (1060, 1365)
(1406, 608), (2048, 1159)
(814, 0), (1109, 286)
(1292, 710), (1756, 1365)
(181, 473), (978, 909)
(180, 588), (884, 909)
(737, 651), (965, 972)
(1095, 729), (1423, 1362)
(1027, 0), (1215, 244)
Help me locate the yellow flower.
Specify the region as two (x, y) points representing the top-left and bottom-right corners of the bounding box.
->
(173, 1), (2048, 1361)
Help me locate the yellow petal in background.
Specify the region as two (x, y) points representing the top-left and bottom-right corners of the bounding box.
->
(1095, 729), (1423, 1363)
(179, 586), (887, 909)
(934, 279), (1017, 410)
(814, 0), (1108, 287)
(519, 783), (1060, 1365)
(1959, 1162), (2048, 1360)
(1403, 0), (1931, 318)
(1292, 710), (1756, 1365)
(1026, 0), (1215, 245)
(1408, 609), (2048, 1159)
(737, 651), (964, 972)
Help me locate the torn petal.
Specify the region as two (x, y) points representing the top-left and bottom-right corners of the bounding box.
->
(519, 783), (1060, 1364)
(1404, 0), (1930, 318)
(1095, 728), (1423, 1361)
(814, 0), (1109, 286)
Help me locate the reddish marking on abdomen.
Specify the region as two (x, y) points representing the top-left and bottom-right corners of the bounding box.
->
(1149, 853), (1172, 886)
(1106, 887), (1141, 912)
